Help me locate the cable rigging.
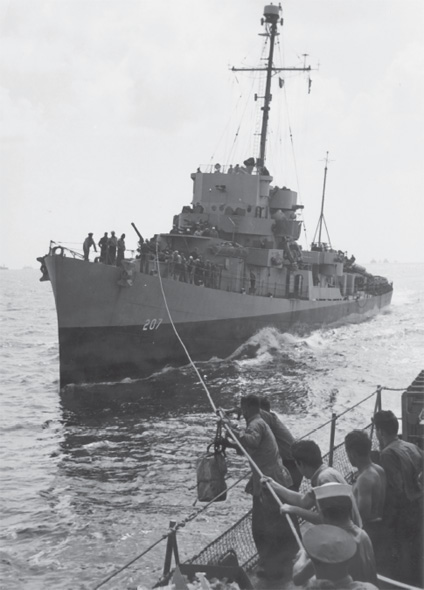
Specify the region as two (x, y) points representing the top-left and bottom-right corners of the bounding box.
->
(312, 151), (333, 248)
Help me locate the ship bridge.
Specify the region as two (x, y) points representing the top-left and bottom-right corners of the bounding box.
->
(172, 166), (302, 245)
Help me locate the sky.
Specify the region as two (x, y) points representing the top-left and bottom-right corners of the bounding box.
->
(1, 0), (423, 269)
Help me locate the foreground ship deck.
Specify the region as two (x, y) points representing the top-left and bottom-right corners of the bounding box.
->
(156, 373), (424, 590)
(89, 372), (424, 590)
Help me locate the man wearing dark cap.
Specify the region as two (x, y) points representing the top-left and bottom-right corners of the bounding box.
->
(373, 409), (423, 586)
(300, 524), (378, 589)
(292, 483), (377, 587)
(83, 233), (97, 261)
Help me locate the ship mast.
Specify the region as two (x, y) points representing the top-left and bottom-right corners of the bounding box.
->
(312, 151), (332, 248)
(232, 4), (312, 168)
(258, 7), (279, 167)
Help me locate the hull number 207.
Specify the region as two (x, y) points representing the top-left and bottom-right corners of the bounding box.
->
(142, 318), (163, 331)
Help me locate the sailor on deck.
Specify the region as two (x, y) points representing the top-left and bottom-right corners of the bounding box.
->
(299, 524), (378, 590)
(263, 440), (362, 526)
(98, 232), (109, 263)
(292, 484), (377, 587)
(107, 231), (118, 265)
(345, 430), (386, 572)
(83, 233), (97, 261)
(139, 240), (150, 274)
(258, 397), (302, 490)
(373, 410), (423, 587)
(116, 234), (126, 267)
(224, 395), (297, 580)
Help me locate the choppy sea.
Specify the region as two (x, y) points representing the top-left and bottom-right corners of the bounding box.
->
(1, 263), (423, 590)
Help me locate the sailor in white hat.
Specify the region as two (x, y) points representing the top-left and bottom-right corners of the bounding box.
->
(315, 482), (357, 511)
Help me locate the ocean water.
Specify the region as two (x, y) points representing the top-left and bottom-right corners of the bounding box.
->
(0, 263), (423, 590)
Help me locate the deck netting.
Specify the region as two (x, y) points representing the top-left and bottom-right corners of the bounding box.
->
(186, 508), (258, 570)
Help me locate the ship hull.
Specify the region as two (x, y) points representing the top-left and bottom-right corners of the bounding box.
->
(45, 256), (393, 387)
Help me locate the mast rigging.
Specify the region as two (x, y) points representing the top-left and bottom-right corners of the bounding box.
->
(312, 151), (333, 248)
(231, 4), (313, 168)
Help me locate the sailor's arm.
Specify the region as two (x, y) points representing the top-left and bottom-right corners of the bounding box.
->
(223, 422), (261, 450)
(280, 503), (322, 525)
(261, 477), (313, 508)
(239, 422), (263, 449)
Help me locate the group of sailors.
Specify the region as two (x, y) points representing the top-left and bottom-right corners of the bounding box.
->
(222, 396), (423, 589)
(82, 232), (126, 266)
(196, 156), (270, 176)
(170, 220), (219, 238)
(134, 239), (222, 286)
(160, 249), (220, 287)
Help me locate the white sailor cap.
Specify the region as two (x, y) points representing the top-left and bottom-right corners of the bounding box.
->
(314, 483), (353, 508)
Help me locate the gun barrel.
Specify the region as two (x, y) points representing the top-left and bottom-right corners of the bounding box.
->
(131, 222), (143, 242)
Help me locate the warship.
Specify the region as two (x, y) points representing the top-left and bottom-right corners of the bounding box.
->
(38, 4), (393, 388)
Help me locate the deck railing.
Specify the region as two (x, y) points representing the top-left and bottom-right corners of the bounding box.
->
(155, 386), (394, 585)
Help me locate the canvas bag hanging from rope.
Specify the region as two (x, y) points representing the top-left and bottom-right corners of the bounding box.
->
(196, 423), (227, 502)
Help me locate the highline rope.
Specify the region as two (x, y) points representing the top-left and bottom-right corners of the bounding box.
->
(152, 241), (303, 547)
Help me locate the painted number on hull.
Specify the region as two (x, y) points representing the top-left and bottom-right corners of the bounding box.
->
(142, 318), (163, 331)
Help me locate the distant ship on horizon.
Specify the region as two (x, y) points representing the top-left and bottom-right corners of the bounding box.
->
(370, 259), (392, 264)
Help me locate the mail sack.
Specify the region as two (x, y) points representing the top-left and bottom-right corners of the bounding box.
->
(196, 452), (227, 502)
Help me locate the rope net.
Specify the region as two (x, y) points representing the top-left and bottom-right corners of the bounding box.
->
(185, 508), (258, 571)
